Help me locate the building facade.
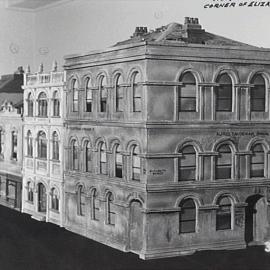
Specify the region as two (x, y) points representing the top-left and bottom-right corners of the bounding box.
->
(22, 63), (66, 226)
(63, 18), (270, 259)
(0, 69), (24, 210)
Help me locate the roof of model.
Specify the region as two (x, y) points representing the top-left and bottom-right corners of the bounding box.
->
(114, 17), (257, 48)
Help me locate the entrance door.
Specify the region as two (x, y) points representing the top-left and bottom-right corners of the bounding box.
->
(38, 183), (47, 212)
(245, 195), (268, 245)
(129, 201), (143, 252)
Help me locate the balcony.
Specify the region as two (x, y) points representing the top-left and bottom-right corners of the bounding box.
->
(25, 71), (65, 86)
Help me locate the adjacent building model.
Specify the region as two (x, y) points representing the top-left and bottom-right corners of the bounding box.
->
(21, 63), (66, 227)
(63, 18), (270, 259)
(0, 67), (24, 211)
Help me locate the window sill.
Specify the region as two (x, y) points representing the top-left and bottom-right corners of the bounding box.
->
(50, 208), (59, 214)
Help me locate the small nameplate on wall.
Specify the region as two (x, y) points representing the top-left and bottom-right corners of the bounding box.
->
(148, 169), (166, 176)
(216, 131), (269, 137)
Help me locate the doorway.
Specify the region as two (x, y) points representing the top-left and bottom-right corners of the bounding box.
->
(38, 183), (47, 212)
(129, 200), (143, 252)
(245, 195), (268, 245)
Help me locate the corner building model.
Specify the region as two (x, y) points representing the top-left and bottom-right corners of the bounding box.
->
(64, 18), (270, 259)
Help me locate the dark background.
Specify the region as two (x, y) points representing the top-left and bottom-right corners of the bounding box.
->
(0, 205), (269, 270)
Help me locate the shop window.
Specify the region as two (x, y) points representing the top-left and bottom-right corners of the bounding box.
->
(251, 144), (265, 178)
(251, 74), (266, 112)
(179, 198), (196, 233)
(37, 131), (47, 159)
(178, 72), (197, 112)
(216, 73), (232, 112)
(216, 196), (232, 230)
(179, 145), (196, 181)
(38, 92), (48, 117)
(216, 144), (232, 180)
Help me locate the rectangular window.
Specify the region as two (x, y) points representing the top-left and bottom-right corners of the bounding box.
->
(100, 88), (107, 112)
(132, 156), (140, 180)
(179, 154), (196, 181)
(179, 208), (196, 233)
(133, 85), (142, 112)
(251, 86), (265, 112)
(6, 180), (16, 205)
(116, 87), (124, 112)
(100, 151), (107, 174)
(86, 89), (92, 112)
(53, 100), (60, 116)
(53, 142), (59, 161)
(178, 85), (197, 112)
(93, 199), (100, 221)
(216, 207), (231, 230)
(216, 85), (232, 112)
(115, 153), (122, 178)
(12, 132), (17, 160)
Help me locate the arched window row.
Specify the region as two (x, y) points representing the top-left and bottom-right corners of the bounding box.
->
(177, 141), (269, 181)
(178, 194), (235, 234)
(26, 90), (61, 117)
(70, 70), (143, 113)
(69, 139), (142, 181)
(177, 71), (268, 115)
(76, 186), (115, 226)
(25, 130), (60, 161)
(25, 181), (60, 212)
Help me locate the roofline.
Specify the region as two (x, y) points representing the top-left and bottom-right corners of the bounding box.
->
(64, 41), (270, 61)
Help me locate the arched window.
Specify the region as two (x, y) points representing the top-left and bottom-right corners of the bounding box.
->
(51, 188), (59, 211)
(178, 72), (197, 112)
(71, 140), (79, 170)
(251, 144), (265, 178)
(38, 92), (48, 117)
(99, 76), (107, 112)
(52, 91), (60, 117)
(216, 196), (232, 230)
(37, 131), (47, 159)
(131, 145), (140, 181)
(72, 79), (79, 112)
(131, 72), (142, 112)
(27, 93), (34, 116)
(27, 181), (34, 202)
(251, 74), (266, 112)
(179, 198), (196, 234)
(85, 141), (91, 172)
(26, 130), (33, 157)
(91, 189), (99, 220)
(11, 131), (18, 160)
(52, 132), (59, 161)
(114, 144), (122, 178)
(77, 185), (85, 216)
(216, 144), (232, 180)
(0, 129), (3, 155)
(85, 77), (92, 112)
(178, 145), (196, 181)
(216, 73), (232, 112)
(106, 192), (115, 225)
(99, 142), (107, 174)
(115, 74), (124, 112)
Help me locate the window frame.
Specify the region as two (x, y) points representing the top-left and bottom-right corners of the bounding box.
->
(71, 139), (79, 171)
(27, 93), (34, 117)
(215, 144), (233, 180)
(37, 131), (47, 159)
(91, 189), (99, 221)
(115, 74), (124, 112)
(250, 74), (267, 112)
(38, 92), (48, 117)
(77, 185), (85, 216)
(216, 73), (233, 112)
(250, 143), (266, 178)
(216, 196), (233, 231)
(51, 187), (59, 212)
(106, 192), (115, 226)
(52, 132), (60, 161)
(72, 79), (79, 112)
(52, 91), (60, 117)
(178, 72), (197, 113)
(85, 77), (93, 113)
(114, 144), (123, 178)
(26, 130), (33, 157)
(99, 76), (107, 113)
(131, 72), (142, 113)
(179, 198), (197, 234)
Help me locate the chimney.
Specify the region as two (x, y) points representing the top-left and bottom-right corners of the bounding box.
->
(184, 17), (202, 30)
(15, 66), (24, 74)
(131, 26), (148, 38)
